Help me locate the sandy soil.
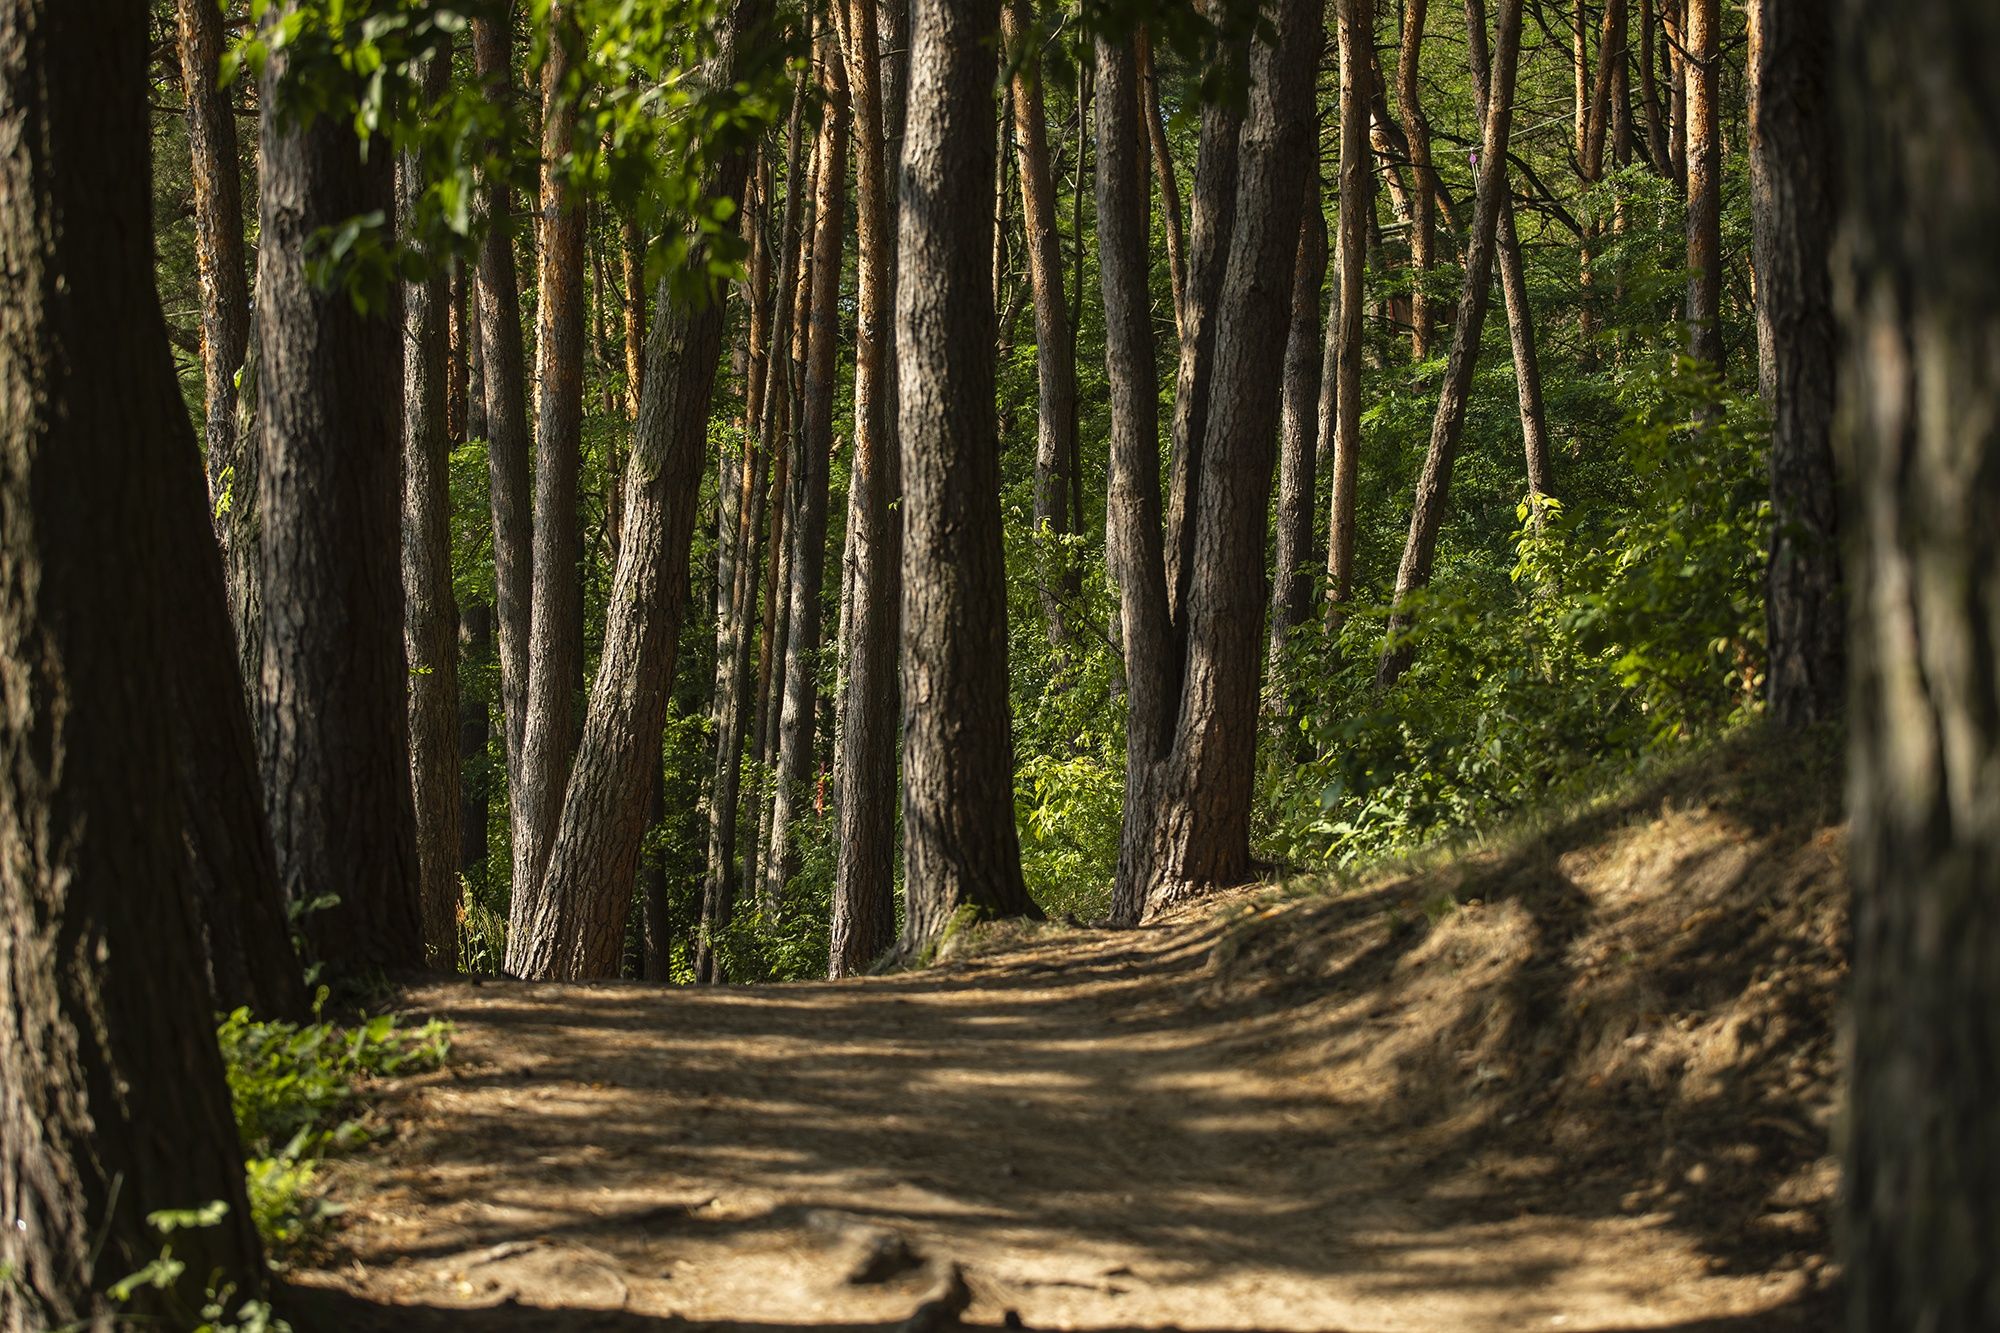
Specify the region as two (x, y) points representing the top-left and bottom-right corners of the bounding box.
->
(290, 767), (1842, 1333)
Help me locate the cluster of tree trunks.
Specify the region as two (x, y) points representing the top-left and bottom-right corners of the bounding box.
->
(8, 0), (2000, 1324)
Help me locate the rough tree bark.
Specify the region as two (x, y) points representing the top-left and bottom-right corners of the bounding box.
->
(401, 36), (463, 969)
(514, 0), (770, 981)
(762, 36), (848, 915)
(830, 0), (903, 978)
(1683, 0), (1721, 367)
(1324, 0), (1372, 626)
(256, 0), (423, 971)
(1750, 0), (1841, 726)
(1836, 3), (2000, 1325)
(897, 0), (1041, 955)
(508, 1), (590, 963)
(1375, 0), (1522, 688)
(174, 0), (252, 550)
(473, 8), (535, 888)
(2, 15), (267, 1322)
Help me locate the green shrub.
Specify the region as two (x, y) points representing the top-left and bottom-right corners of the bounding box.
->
(217, 995), (450, 1257)
(1263, 351), (1767, 871)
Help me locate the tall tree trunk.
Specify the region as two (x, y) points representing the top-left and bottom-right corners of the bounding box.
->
(1, 15), (269, 1321)
(1324, 0), (1372, 627)
(763, 36), (848, 915)
(174, 0), (251, 550)
(897, 0), (1041, 956)
(227, 329), (265, 691)
(509, 2), (590, 960)
(402, 36), (463, 970)
(63, 0), (307, 1027)
(1001, 0), (1079, 651)
(739, 130), (817, 945)
(513, 0), (769, 981)
(1637, 0), (1672, 175)
(1664, 0), (1687, 191)
(1750, 0), (1840, 727)
(1164, 11), (1250, 630)
(473, 8), (535, 902)
(1683, 0), (1721, 367)
(1096, 20), (1170, 929)
(255, 0), (422, 971)
(698, 167), (770, 985)
(831, 0), (902, 978)
(1572, 0), (1590, 162)
(1837, 3), (2000, 1324)
(1468, 0), (1554, 513)
(1582, 0), (1627, 182)
(1136, 26), (1188, 339)
(703, 87), (810, 985)
(1375, 0), (1522, 688)
(459, 601), (494, 893)
(1119, 0), (1322, 920)
(1267, 159), (1327, 703)
(1396, 0), (1436, 359)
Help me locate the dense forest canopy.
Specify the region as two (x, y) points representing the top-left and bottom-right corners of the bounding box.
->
(2, 0), (1997, 1327)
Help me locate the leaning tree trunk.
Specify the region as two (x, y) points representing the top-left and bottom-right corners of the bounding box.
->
(1000, 0), (1079, 651)
(1750, 0), (1841, 727)
(514, 0), (770, 981)
(1683, 0), (1722, 368)
(1375, 0), (1523, 688)
(1324, 0), (1372, 627)
(762, 37), (848, 916)
(401, 36), (463, 969)
(1136, 27), (1188, 339)
(509, 2), (590, 962)
(830, 0), (903, 978)
(896, 0), (1041, 956)
(1837, 2), (2000, 1325)
(1467, 0), (1554, 515)
(174, 0), (251, 550)
(473, 8), (535, 881)
(255, 0), (423, 971)
(1119, 0), (1323, 918)
(1, 5), (269, 1324)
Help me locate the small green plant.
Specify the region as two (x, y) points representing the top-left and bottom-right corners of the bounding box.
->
(102, 1203), (295, 1333)
(217, 992), (450, 1256)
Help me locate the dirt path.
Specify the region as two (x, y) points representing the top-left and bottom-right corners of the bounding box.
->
(295, 881), (1833, 1332)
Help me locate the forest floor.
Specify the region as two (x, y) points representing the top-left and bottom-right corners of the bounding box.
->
(292, 733), (1847, 1332)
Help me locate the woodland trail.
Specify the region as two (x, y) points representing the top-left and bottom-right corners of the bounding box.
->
(293, 813), (1842, 1333)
